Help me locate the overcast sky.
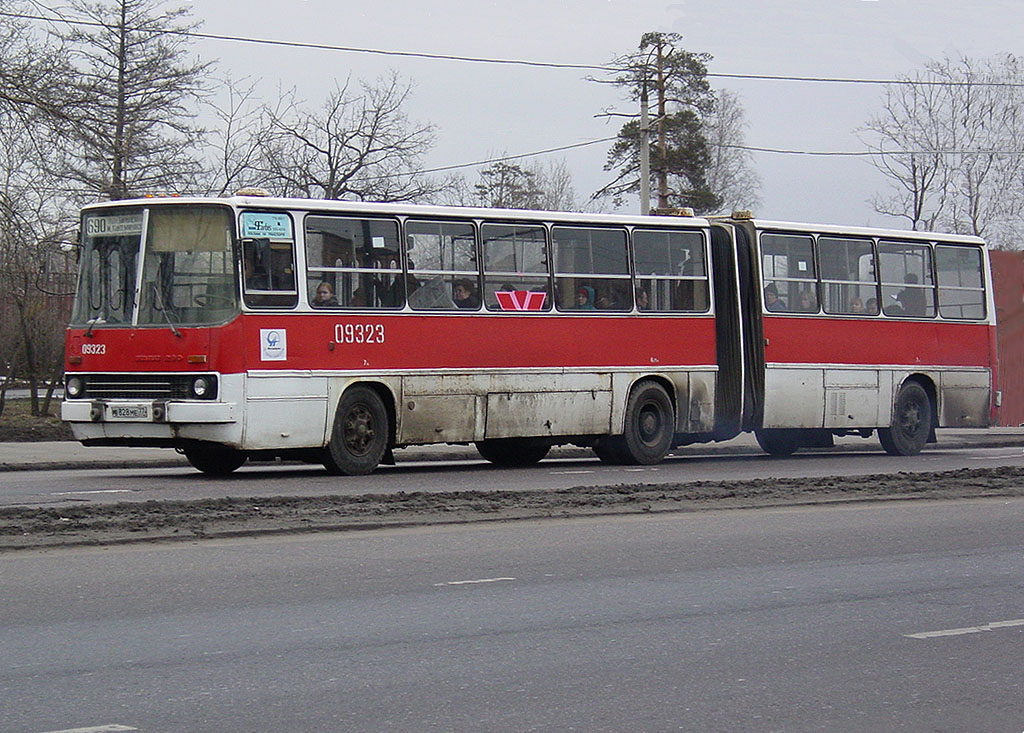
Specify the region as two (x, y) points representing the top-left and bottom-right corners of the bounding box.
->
(187, 0), (1023, 229)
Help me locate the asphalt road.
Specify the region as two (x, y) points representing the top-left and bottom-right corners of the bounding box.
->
(3, 498), (1023, 732)
(3, 441), (1024, 508)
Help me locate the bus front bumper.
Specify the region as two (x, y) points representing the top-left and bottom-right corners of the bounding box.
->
(62, 400), (237, 424)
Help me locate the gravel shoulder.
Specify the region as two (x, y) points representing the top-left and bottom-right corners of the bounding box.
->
(3, 466), (1023, 551)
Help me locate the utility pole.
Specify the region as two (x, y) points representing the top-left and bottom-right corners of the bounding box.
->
(655, 37), (669, 209)
(639, 79), (650, 215)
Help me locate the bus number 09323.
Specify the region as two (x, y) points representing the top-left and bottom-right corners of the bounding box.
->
(335, 323), (385, 344)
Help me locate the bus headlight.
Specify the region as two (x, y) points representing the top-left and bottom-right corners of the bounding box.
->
(66, 376), (84, 398)
(191, 376), (211, 399)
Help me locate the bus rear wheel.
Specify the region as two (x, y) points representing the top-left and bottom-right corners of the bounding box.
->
(879, 381), (932, 456)
(620, 381), (675, 465)
(476, 437), (550, 466)
(755, 428), (801, 456)
(183, 444), (247, 475)
(593, 435), (629, 464)
(324, 385), (390, 475)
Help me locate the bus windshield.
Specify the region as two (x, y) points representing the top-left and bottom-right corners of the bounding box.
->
(72, 205), (238, 328)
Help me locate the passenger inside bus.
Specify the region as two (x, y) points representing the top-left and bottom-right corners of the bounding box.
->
(635, 287), (650, 310)
(453, 279), (480, 309)
(311, 281), (338, 307)
(575, 286), (596, 309)
(764, 283), (786, 311)
(795, 289), (817, 313)
(896, 273), (927, 316)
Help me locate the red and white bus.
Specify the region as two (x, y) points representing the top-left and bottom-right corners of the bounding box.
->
(61, 194), (997, 474)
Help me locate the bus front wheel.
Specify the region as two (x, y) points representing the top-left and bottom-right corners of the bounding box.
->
(476, 437), (550, 466)
(620, 381), (675, 465)
(324, 386), (390, 475)
(183, 444), (247, 475)
(879, 382), (932, 456)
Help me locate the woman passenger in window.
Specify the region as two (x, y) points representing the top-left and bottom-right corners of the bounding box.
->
(311, 281), (338, 307)
(575, 286), (596, 310)
(796, 289), (817, 313)
(453, 279), (480, 309)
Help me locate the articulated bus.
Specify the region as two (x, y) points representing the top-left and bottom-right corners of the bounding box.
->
(61, 193), (998, 475)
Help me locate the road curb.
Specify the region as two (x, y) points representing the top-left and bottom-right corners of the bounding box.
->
(1, 435), (1021, 472)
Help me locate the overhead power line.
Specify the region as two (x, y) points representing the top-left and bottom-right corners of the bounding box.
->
(7, 8), (1024, 88)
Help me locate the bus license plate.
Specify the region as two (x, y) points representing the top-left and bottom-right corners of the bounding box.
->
(109, 405), (150, 420)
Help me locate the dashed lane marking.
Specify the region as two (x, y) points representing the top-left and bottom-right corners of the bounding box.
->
(434, 577), (516, 586)
(52, 489), (136, 495)
(905, 618), (1024, 639)
(37, 725), (138, 733)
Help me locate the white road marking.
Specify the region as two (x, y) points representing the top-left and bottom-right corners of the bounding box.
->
(966, 449), (1024, 460)
(52, 489), (135, 495)
(434, 577), (516, 586)
(38, 726), (138, 733)
(905, 618), (1024, 639)
(550, 470), (595, 475)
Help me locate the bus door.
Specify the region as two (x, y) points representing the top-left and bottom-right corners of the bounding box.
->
(709, 222), (765, 439)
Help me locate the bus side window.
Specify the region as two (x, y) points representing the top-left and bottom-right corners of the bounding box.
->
(304, 215), (403, 309)
(552, 226), (630, 312)
(878, 241), (935, 318)
(760, 233), (816, 314)
(936, 245), (985, 319)
(406, 219), (480, 311)
(632, 228), (709, 312)
(818, 236), (877, 316)
(481, 222), (551, 312)
(242, 238), (298, 308)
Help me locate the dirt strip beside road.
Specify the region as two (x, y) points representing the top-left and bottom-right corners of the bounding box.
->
(3, 466), (1023, 550)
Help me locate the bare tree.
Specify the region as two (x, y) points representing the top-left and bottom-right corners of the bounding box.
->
(252, 73), (439, 202)
(702, 89), (761, 213)
(534, 159), (579, 211)
(51, 0), (211, 199)
(473, 161), (544, 209)
(437, 156), (580, 211)
(0, 111), (76, 415)
(0, 4), (78, 122)
(204, 75), (275, 196)
(863, 54), (1024, 247)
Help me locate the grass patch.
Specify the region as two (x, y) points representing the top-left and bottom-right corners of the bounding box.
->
(0, 397), (73, 442)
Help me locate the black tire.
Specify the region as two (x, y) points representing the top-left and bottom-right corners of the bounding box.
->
(183, 444), (247, 475)
(879, 381), (932, 456)
(475, 437), (550, 466)
(324, 385), (390, 475)
(620, 381), (675, 465)
(592, 435), (629, 464)
(755, 428), (801, 456)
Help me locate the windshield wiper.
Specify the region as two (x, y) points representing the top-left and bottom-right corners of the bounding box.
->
(150, 284), (182, 338)
(84, 317), (107, 338)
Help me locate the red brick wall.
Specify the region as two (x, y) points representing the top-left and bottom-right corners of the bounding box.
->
(991, 250), (1024, 426)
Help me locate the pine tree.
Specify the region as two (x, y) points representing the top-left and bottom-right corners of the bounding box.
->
(596, 32), (720, 213)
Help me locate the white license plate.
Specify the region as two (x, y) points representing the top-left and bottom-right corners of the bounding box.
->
(109, 405), (150, 420)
